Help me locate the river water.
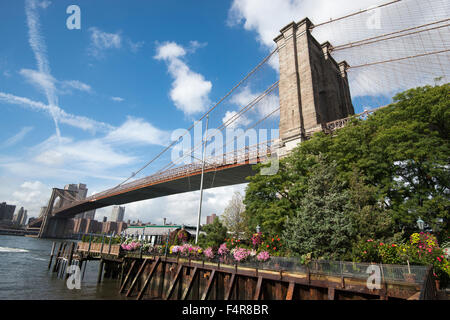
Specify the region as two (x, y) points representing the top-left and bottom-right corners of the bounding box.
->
(0, 235), (126, 299)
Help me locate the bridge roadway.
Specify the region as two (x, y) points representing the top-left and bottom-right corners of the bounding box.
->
(31, 109), (374, 229)
(49, 142), (277, 219)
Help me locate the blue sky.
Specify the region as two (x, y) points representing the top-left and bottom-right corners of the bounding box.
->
(1, 0), (446, 224)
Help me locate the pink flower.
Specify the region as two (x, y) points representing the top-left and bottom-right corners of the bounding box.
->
(257, 251), (270, 262)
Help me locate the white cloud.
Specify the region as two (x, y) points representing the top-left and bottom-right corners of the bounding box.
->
(222, 111), (251, 129)
(223, 86), (279, 128)
(33, 135), (137, 170)
(7, 180), (51, 218)
(107, 183), (248, 225)
(2, 127), (34, 148)
(0, 92), (113, 133)
(37, 0), (51, 9)
(25, 0), (60, 137)
(88, 27), (122, 58)
(61, 80), (92, 93)
(228, 0), (387, 48)
(88, 28), (144, 57)
(111, 96), (124, 102)
(228, 0), (450, 98)
(105, 116), (170, 146)
(128, 39), (144, 53)
(155, 41), (212, 116)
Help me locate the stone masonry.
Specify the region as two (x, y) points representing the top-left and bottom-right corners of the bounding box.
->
(274, 18), (354, 156)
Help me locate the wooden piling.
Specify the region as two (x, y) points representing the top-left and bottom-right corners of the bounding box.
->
(119, 260), (136, 293)
(97, 259), (104, 283)
(52, 242), (63, 272)
(201, 269), (215, 300)
(48, 242), (56, 269)
(181, 266), (198, 300)
(126, 259), (148, 297)
(65, 242), (76, 280)
(137, 257), (161, 300)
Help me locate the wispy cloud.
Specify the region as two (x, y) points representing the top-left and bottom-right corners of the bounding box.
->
(88, 27), (144, 58)
(60, 80), (92, 93)
(0, 92), (112, 133)
(2, 127), (34, 148)
(25, 0), (60, 137)
(104, 116), (170, 146)
(155, 41), (212, 116)
(111, 96), (124, 102)
(88, 27), (122, 58)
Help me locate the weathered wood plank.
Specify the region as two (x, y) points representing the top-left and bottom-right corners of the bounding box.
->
(286, 281), (295, 300)
(201, 270), (216, 300)
(119, 260), (136, 293)
(126, 259), (148, 297)
(165, 265), (183, 300)
(137, 257), (161, 300)
(181, 267), (198, 300)
(328, 287), (335, 300)
(224, 273), (236, 300)
(254, 276), (263, 300)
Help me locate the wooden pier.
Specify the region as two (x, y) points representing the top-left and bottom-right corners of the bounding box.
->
(46, 240), (439, 300)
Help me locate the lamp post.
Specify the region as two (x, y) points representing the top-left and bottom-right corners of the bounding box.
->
(416, 217), (425, 231)
(195, 115), (209, 244)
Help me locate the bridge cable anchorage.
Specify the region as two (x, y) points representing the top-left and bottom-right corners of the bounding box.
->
(332, 19), (450, 51)
(106, 48), (277, 193)
(311, 0), (402, 29)
(157, 81), (279, 173)
(348, 49), (450, 69)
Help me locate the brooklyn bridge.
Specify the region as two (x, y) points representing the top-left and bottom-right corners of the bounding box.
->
(28, 0), (450, 238)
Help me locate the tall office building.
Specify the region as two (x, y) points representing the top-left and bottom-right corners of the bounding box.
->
(61, 183), (96, 219)
(111, 206), (125, 222)
(13, 207), (25, 225)
(0, 202), (15, 221)
(20, 210), (28, 225)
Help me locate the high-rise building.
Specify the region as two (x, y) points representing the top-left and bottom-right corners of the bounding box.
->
(111, 206), (125, 222)
(0, 202), (15, 221)
(61, 183), (96, 220)
(20, 210), (28, 225)
(13, 207), (25, 225)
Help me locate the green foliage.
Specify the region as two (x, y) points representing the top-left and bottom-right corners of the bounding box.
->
(244, 84), (450, 259)
(282, 159), (355, 260)
(197, 217), (228, 249)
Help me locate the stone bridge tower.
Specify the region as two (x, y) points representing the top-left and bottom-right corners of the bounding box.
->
(274, 18), (354, 156)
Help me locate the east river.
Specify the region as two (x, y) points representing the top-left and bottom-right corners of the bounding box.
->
(0, 235), (125, 299)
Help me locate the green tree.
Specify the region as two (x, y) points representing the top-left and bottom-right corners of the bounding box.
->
(282, 159), (355, 260)
(245, 84), (449, 241)
(198, 217), (227, 248)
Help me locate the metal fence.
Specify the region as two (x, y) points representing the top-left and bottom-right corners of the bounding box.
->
(237, 257), (429, 285)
